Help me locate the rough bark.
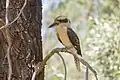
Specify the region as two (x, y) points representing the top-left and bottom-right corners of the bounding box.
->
(0, 0), (43, 80)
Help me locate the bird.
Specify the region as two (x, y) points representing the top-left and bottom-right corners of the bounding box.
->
(49, 16), (82, 57)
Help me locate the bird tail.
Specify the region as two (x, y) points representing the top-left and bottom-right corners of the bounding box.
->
(73, 55), (81, 72)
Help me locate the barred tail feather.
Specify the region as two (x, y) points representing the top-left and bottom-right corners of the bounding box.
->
(74, 55), (81, 72)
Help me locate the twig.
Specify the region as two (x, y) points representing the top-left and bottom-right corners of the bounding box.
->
(36, 48), (67, 75)
(60, 48), (98, 80)
(31, 48), (67, 80)
(0, 0), (27, 30)
(32, 47), (98, 80)
(5, 0), (9, 24)
(5, 0), (12, 80)
(31, 62), (40, 80)
(7, 45), (12, 80)
(57, 53), (67, 80)
(71, 53), (98, 80)
(85, 67), (88, 80)
(4, 0), (27, 80)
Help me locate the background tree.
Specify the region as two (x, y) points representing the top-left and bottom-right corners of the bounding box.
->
(0, 0), (43, 80)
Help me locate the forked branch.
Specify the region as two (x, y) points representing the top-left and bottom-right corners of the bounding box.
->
(32, 48), (98, 80)
(32, 48), (67, 80)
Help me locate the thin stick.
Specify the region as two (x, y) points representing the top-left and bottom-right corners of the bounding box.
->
(0, 0), (27, 30)
(57, 53), (67, 80)
(72, 53), (98, 80)
(31, 48), (98, 80)
(5, 0), (12, 80)
(31, 48), (67, 80)
(85, 67), (88, 80)
(7, 45), (12, 80)
(5, 0), (9, 24)
(4, 0), (27, 80)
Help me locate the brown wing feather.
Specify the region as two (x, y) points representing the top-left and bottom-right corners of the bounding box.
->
(67, 28), (82, 56)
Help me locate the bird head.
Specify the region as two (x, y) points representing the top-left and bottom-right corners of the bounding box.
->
(49, 16), (71, 28)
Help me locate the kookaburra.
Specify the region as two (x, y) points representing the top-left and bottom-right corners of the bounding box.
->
(49, 16), (82, 56)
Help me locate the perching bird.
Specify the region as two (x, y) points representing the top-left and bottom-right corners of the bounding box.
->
(49, 16), (82, 57)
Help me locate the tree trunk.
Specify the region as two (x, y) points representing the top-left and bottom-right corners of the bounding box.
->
(0, 0), (44, 80)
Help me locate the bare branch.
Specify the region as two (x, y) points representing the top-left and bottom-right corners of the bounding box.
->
(3, 0), (27, 80)
(5, 0), (9, 24)
(31, 48), (67, 80)
(57, 53), (67, 80)
(7, 45), (12, 80)
(0, 0), (27, 30)
(85, 67), (89, 80)
(71, 53), (98, 80)
(32, 47), (98, 80)
(5, 0), (12, 80)
(31, 62), (40, 80)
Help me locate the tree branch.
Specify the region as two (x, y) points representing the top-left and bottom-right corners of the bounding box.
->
(57, 53), (67, 80)
(71, 53), (98, 80)
(0, 0), (27, 30)
(3, 0), (27, 80)
(32, 47), (98, 80)
(31, 48), (67, 80)
(5, 0), (12, 80)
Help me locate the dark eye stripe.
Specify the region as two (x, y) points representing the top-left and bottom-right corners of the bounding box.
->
(57, 18), (68, 23)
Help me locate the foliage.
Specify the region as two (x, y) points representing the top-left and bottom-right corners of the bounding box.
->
(43, 0), (120, 80)
(85, 17), (120, 80)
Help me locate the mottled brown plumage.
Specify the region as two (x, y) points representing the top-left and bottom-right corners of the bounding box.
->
(67, 28), (82, 56)
(49, 16), (82, 56)
(49, 16), (82, 71)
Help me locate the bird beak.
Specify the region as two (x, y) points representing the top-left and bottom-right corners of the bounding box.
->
(49, 22), (57, 28)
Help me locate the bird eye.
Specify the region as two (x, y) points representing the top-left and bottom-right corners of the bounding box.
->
(63, 18), (68, 22)
(56, 18), (68, 23)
